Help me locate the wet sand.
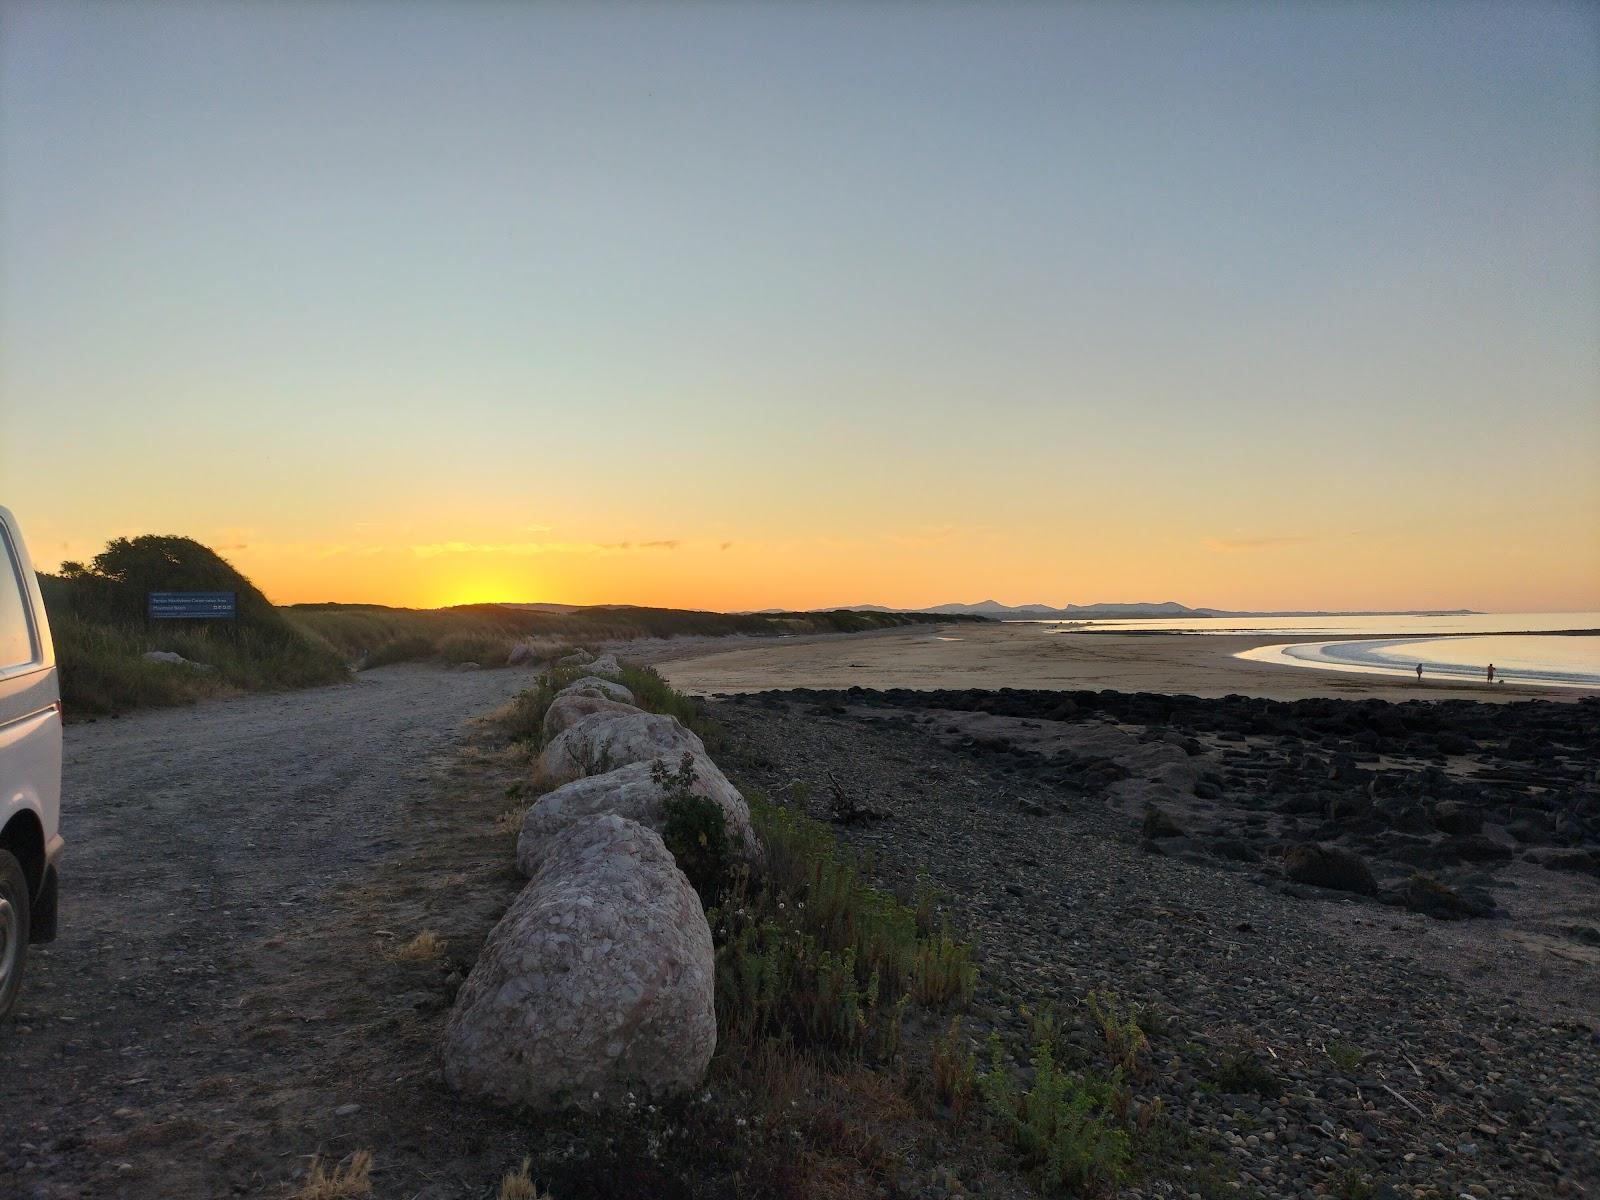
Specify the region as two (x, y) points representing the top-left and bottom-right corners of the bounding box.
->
(653, 622), (1595, 702)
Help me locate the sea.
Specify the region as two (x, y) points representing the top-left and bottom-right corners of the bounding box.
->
(1026, 612), (1600, 690)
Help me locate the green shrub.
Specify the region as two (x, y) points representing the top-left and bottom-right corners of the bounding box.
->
(978, 1035), (1130, 1194)
(617, 663), (723, 747)
(1210, 1043), (1279, 1097)
(931, 1016), (978, 1118)
(1085, 991), (1149, 1077)
(709, 797), (973, 1059)
(913, 924), (978, 1006)
(1325, 1039), (1364, 1073)
(39, 536), (349, 715)
(1329, 1167), (1377, 1200)
(654, 753), (735, 904)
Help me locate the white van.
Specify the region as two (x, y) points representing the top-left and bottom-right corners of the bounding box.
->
(0, 506), (63, 1022)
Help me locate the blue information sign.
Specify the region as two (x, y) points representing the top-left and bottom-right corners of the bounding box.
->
(148, 591), (237, 620)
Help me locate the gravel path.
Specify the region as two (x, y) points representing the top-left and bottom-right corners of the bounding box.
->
(0, 664), (533, 1198)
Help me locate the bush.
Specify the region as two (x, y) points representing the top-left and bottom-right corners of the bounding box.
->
(1085, 991), (1150, 1077)
(1210, 1043), (1279, 1097)
(978, 1035), (1130, 1194)
(655, 753), (735, 904)
(39, 536), (349, 715)
(710, 797), (973, 1058)
(931, 1016), (978, 1118)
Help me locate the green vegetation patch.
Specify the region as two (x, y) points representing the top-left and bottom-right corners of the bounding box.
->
(710, 796), (975, 1060)
(40, 536), (349, 715)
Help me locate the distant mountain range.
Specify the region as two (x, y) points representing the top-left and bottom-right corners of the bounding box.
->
(826, 600), (1479, 620)
(498, 598), (1480, 621)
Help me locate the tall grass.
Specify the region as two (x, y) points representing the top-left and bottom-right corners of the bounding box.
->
(288, 601), (982, 671)
(711, 796), (975, 1058)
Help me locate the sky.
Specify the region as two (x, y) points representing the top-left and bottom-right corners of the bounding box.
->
(1, 1), (1597, 613)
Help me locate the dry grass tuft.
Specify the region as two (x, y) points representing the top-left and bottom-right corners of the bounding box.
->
(293, 1150), (373, 1199)
(495, 803), (532, 836)
(388, 930), (446, 962)
(496, 1157), (552, 1200)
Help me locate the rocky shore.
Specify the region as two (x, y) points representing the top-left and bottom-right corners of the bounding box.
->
(711, 687), (1600, 1198)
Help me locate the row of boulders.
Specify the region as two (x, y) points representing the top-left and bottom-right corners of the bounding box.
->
(442, 653), (753, 1111)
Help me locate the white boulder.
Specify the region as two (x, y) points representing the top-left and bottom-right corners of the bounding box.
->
(542, 693), (640, 741)
(534, 711), (707, 788)
(506, 641), (543, 667)
(557, 676), (634, 705)
(583, 652), (622, 677)
(142, 650), (214, 672)
(441, 814), (716, 1110)
(518, 756), (757, 876)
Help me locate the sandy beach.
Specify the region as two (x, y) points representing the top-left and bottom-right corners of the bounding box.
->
(653, 622), (1595, 702)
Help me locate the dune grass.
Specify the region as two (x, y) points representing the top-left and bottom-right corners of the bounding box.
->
(40, 532), (980, 717)
(288, 601), (979, 674)
(40, 536), (350, 716)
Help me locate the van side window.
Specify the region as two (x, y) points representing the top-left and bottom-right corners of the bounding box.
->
(0, 528), (39, 670)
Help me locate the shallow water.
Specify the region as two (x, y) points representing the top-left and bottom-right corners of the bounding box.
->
(1027, 611), (1600, 637)
(1237, 632), (1600, 689)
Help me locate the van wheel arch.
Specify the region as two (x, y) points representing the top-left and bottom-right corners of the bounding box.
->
(0, 812), (45, 899)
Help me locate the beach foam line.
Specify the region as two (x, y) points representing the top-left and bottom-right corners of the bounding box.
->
(1237, 636), (1600, 690)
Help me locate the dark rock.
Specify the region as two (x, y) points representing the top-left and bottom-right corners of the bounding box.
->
(1204, 837), (1260, 864)
(1450, 834), (1514, 863)
(1530, 849), (1600, 879)
(1393, 873), (1496, 920)
(1283, 842), (1378, 896)
(1141, 805), (1186, 840)
(1431, 801), (1483, 836)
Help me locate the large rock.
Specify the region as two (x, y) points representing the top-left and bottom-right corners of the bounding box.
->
(506, 641), (544, 667)
(1430, 800), (1482, 836)
(142, 650), (215, 673)
(542, 694), (640, 741)
(1141, 804), (1186, 840)
(535, 711), (707, 788)
(1393, 873), (1495, 920)
(518, 757), (758, 876)
(441, 815), (716, 1110)
(1283, 842), (1378, 896)
(583, 653), (623, 677)
(558, 676), (634, 705)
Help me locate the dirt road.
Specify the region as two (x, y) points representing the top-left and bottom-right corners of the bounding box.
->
(0, 664), (534, 1198)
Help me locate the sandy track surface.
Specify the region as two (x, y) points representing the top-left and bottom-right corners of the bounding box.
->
(0, 664), (533, 1198)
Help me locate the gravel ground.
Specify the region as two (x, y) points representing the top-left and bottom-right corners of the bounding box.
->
(6, 660), (1596, 1199)
(0, 663), (534, 1199)
(710, 690), (1600, 1200)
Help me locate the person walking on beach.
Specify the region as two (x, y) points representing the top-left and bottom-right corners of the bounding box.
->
(1416, 663), (1424, 682)
(1487, 663), (1495, 683)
